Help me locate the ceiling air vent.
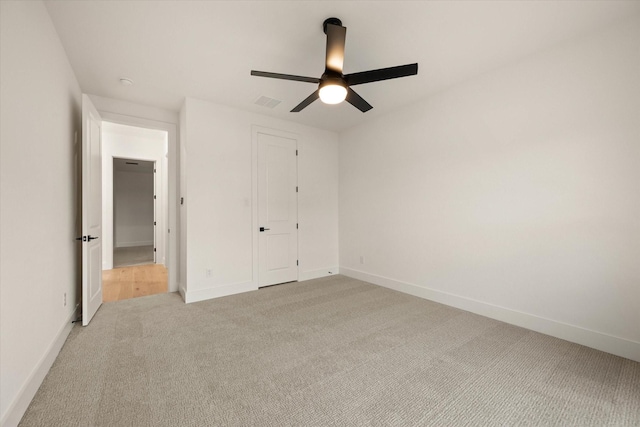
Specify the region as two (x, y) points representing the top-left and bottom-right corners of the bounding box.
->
(254, 96), (281, 109)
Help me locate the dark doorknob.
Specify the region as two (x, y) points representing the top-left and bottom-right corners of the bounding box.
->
(259, 227), (270, 232)
(75, 235), (99, 242)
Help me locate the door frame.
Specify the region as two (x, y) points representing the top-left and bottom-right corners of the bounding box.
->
(251, 126), (300, 287)
(110, 156), (159, 267)
(100, 112), (178, 293)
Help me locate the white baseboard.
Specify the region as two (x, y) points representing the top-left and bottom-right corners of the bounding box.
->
(115, 240), (153, 248)
(182, 269), (341, 303)
(340, 267), (640, 363)
(184, 281), (258, 304)
(1, 308), (77, 427)
(299, 266), (339, 282)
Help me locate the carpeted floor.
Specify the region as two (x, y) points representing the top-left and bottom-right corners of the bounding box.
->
(113, 245), (154, 268)
(19, 275), (640, 426)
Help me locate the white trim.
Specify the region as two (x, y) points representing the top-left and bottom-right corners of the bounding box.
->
(340, 267), (640, 363)
(184, 282), (258, 304)
(97, 111), (178, 293)
(115, 241), (154, 248)
(299, 267), (340, 282)
(0, 309), (77, 427)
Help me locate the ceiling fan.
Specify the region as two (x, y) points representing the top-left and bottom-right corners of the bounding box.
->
(251, 18), (418, 113)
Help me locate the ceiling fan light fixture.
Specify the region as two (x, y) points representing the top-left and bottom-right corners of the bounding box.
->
(251, 17), (418, 113)
(319, 80), (347, 104)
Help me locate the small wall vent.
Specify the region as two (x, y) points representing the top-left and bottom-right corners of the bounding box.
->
(255, 96), (282, 109)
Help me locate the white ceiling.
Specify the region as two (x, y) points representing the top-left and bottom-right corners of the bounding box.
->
(45, 1), (640, 132)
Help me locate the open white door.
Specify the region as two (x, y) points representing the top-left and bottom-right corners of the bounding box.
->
(257, 132), (298, 287)
(81, 95), (103, 325)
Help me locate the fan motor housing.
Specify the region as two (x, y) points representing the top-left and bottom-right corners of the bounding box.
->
(323, 17), (343, 34)
(319, 72), (347, 89)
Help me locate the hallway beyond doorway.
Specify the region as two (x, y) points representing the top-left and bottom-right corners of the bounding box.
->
(102, 264), (167, 302)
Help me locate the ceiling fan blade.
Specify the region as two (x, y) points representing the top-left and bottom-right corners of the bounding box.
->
(251, 70), (320, 84)
(345, 63), (418, 86)
(291, 90), (320, 112)
(325, 23), (346, 74)
(346, 87), (373, 112)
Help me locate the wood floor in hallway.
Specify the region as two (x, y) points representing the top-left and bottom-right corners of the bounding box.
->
(102, 264), (168, 302)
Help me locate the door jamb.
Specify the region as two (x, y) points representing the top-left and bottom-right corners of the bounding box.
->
(110, 156), (159, 266)
(100, 112), (178, 293)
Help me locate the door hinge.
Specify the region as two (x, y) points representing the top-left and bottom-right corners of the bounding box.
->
(154, 248), (156, 252)
(154, 195), (156, 200)
(296, 149), (298, 156)
(296, 186), (298, 193)
(154, 221), (156, 226)
(154, 168), (156, 173)
(296, 260), (299, 266)
(296, 223), (298, 229)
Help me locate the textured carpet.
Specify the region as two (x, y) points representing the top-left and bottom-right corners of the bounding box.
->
(20, 275), (640, 426)
(113, 245), (154, 268)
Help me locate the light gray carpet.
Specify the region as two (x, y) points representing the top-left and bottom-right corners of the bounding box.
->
(20, 275), (640, 426)
(113, 245), (154, 268)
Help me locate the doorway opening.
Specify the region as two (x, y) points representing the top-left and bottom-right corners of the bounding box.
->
(112, 158), (155, 267)
(101, 122), (169, 302)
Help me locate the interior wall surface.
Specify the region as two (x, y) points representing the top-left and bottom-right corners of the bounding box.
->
(114, 168), (155, 248)
(180, 98), (339, 302)
(338, 17), (640, 361)
(0, 2), (82, 425)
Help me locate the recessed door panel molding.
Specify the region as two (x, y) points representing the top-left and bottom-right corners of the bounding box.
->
(89, 118), (102, 231)
(267, 145), (290, 222)
(267, 234), (290, 271)
(88, 244), (101, 298)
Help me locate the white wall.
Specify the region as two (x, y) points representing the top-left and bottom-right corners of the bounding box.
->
(339, 17), (640, 361)
(0, 2), (82, 425)
(181, 98), (339, 302)
(102, 123), (168, 269)
(114, 168), (154, 247)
